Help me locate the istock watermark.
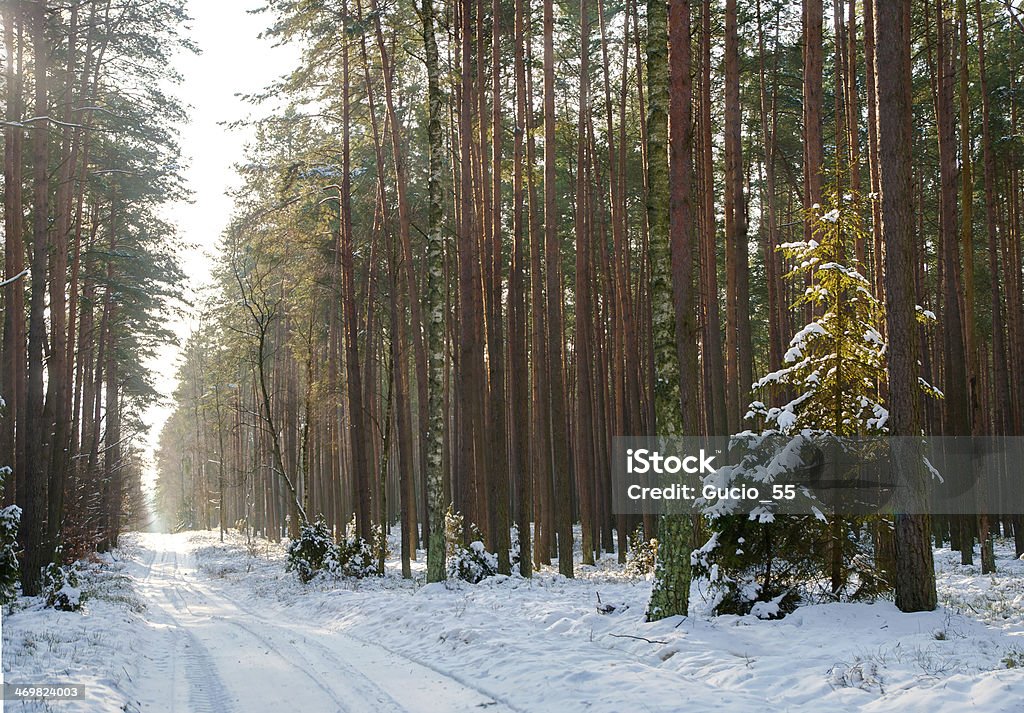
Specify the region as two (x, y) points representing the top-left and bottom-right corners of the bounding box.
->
(625, 448), (718, 475)
(612, 434), (1024, 517)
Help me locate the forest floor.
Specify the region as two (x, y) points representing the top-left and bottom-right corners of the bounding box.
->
(4, 531), (1024, 712)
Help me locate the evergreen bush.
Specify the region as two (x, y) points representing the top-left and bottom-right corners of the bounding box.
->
(286, 516), (378, 582)
(443, 506), (496, 583)
(0, 467), (21, 604)
(42, 555), (83, 612)
(335, 518), (377, 579)
(625, 525), (658, 577)
(286, 517), (336, 583)
(447, 541), (498, 584)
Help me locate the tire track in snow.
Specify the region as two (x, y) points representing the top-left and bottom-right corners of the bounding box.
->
(149, 559), (357, 711)
(129, 546), (188, 712)
(306, 622), (525, 713)
(170, 551), (425, 712)
(186, 555), (519, 712)
(130, 541), (237, 713)
(178, 628), (237, 713)
(130, 534), (518, 713)
(133, 537), (366, 712)
(206, 613), (365, 713)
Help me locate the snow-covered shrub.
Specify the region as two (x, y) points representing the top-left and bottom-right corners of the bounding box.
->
(692, 463), (797, 616)
(447, 540), (498, 584)
(625, 525), (658, 577)
(444, 505), (463, 558)
(0, 467), (21, 604)
(286, 517), (336, 583)
(509, 524), (521, 569)
(442, 505), (495, 582)
(42, 557), (83, 612)
(691, 523), (801, 618)
(286, 516), (380, 582)
(334, 526), (377, 579)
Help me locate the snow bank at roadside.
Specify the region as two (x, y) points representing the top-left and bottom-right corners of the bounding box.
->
(2, 545), (151, 712)
(189, 531), (1024, 712)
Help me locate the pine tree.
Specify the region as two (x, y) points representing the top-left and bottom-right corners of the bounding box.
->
(873, 0), (938, 613)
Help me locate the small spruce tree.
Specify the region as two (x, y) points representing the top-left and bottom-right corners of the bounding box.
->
(749, 191), (889, 435)
(695, 190), (937, 616)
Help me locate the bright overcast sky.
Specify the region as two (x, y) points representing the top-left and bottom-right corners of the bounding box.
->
(141, 1), (298, 493)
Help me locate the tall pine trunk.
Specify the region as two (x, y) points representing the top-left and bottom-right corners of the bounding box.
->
(543, 0), (574, 578)
(874, 0), (938, 613)
(2, 2), (26, 507)
(22, 0), (52, 594)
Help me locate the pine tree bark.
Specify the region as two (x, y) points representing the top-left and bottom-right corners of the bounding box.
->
(45, 2), (81, 559)
(864, 0), (884, 299)
(724, 0), (751, 432)
(2, 2), (26, 507)
(756, 0), (784, 376)
(543, 0), (574, 578)
(339, 1), (372, 543)
(699, 0), (727, 438)
(955, 0), (993, 574)
(803, 0), (824, 217)
(874, 0), (937, 613)
(22, 0), (52, 594)
(935, 0), (974, 567)
(456, 0), (488, 548)
(976, 0), (1011, 445)
(574, 0), (598, 567)
(526, 2), (553, 565)
(509, 0), (532, 578)
(101, 323), (121, 550)
(486, 0), (512, 574)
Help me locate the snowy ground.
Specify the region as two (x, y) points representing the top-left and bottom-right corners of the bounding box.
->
(4, 532), (1024, 712)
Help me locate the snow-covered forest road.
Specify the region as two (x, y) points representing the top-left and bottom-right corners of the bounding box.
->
(128, 533), (515, 713)
(6, 531), (1024, 712)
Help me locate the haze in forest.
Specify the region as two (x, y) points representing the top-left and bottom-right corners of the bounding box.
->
(142, 0), (296, 505)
